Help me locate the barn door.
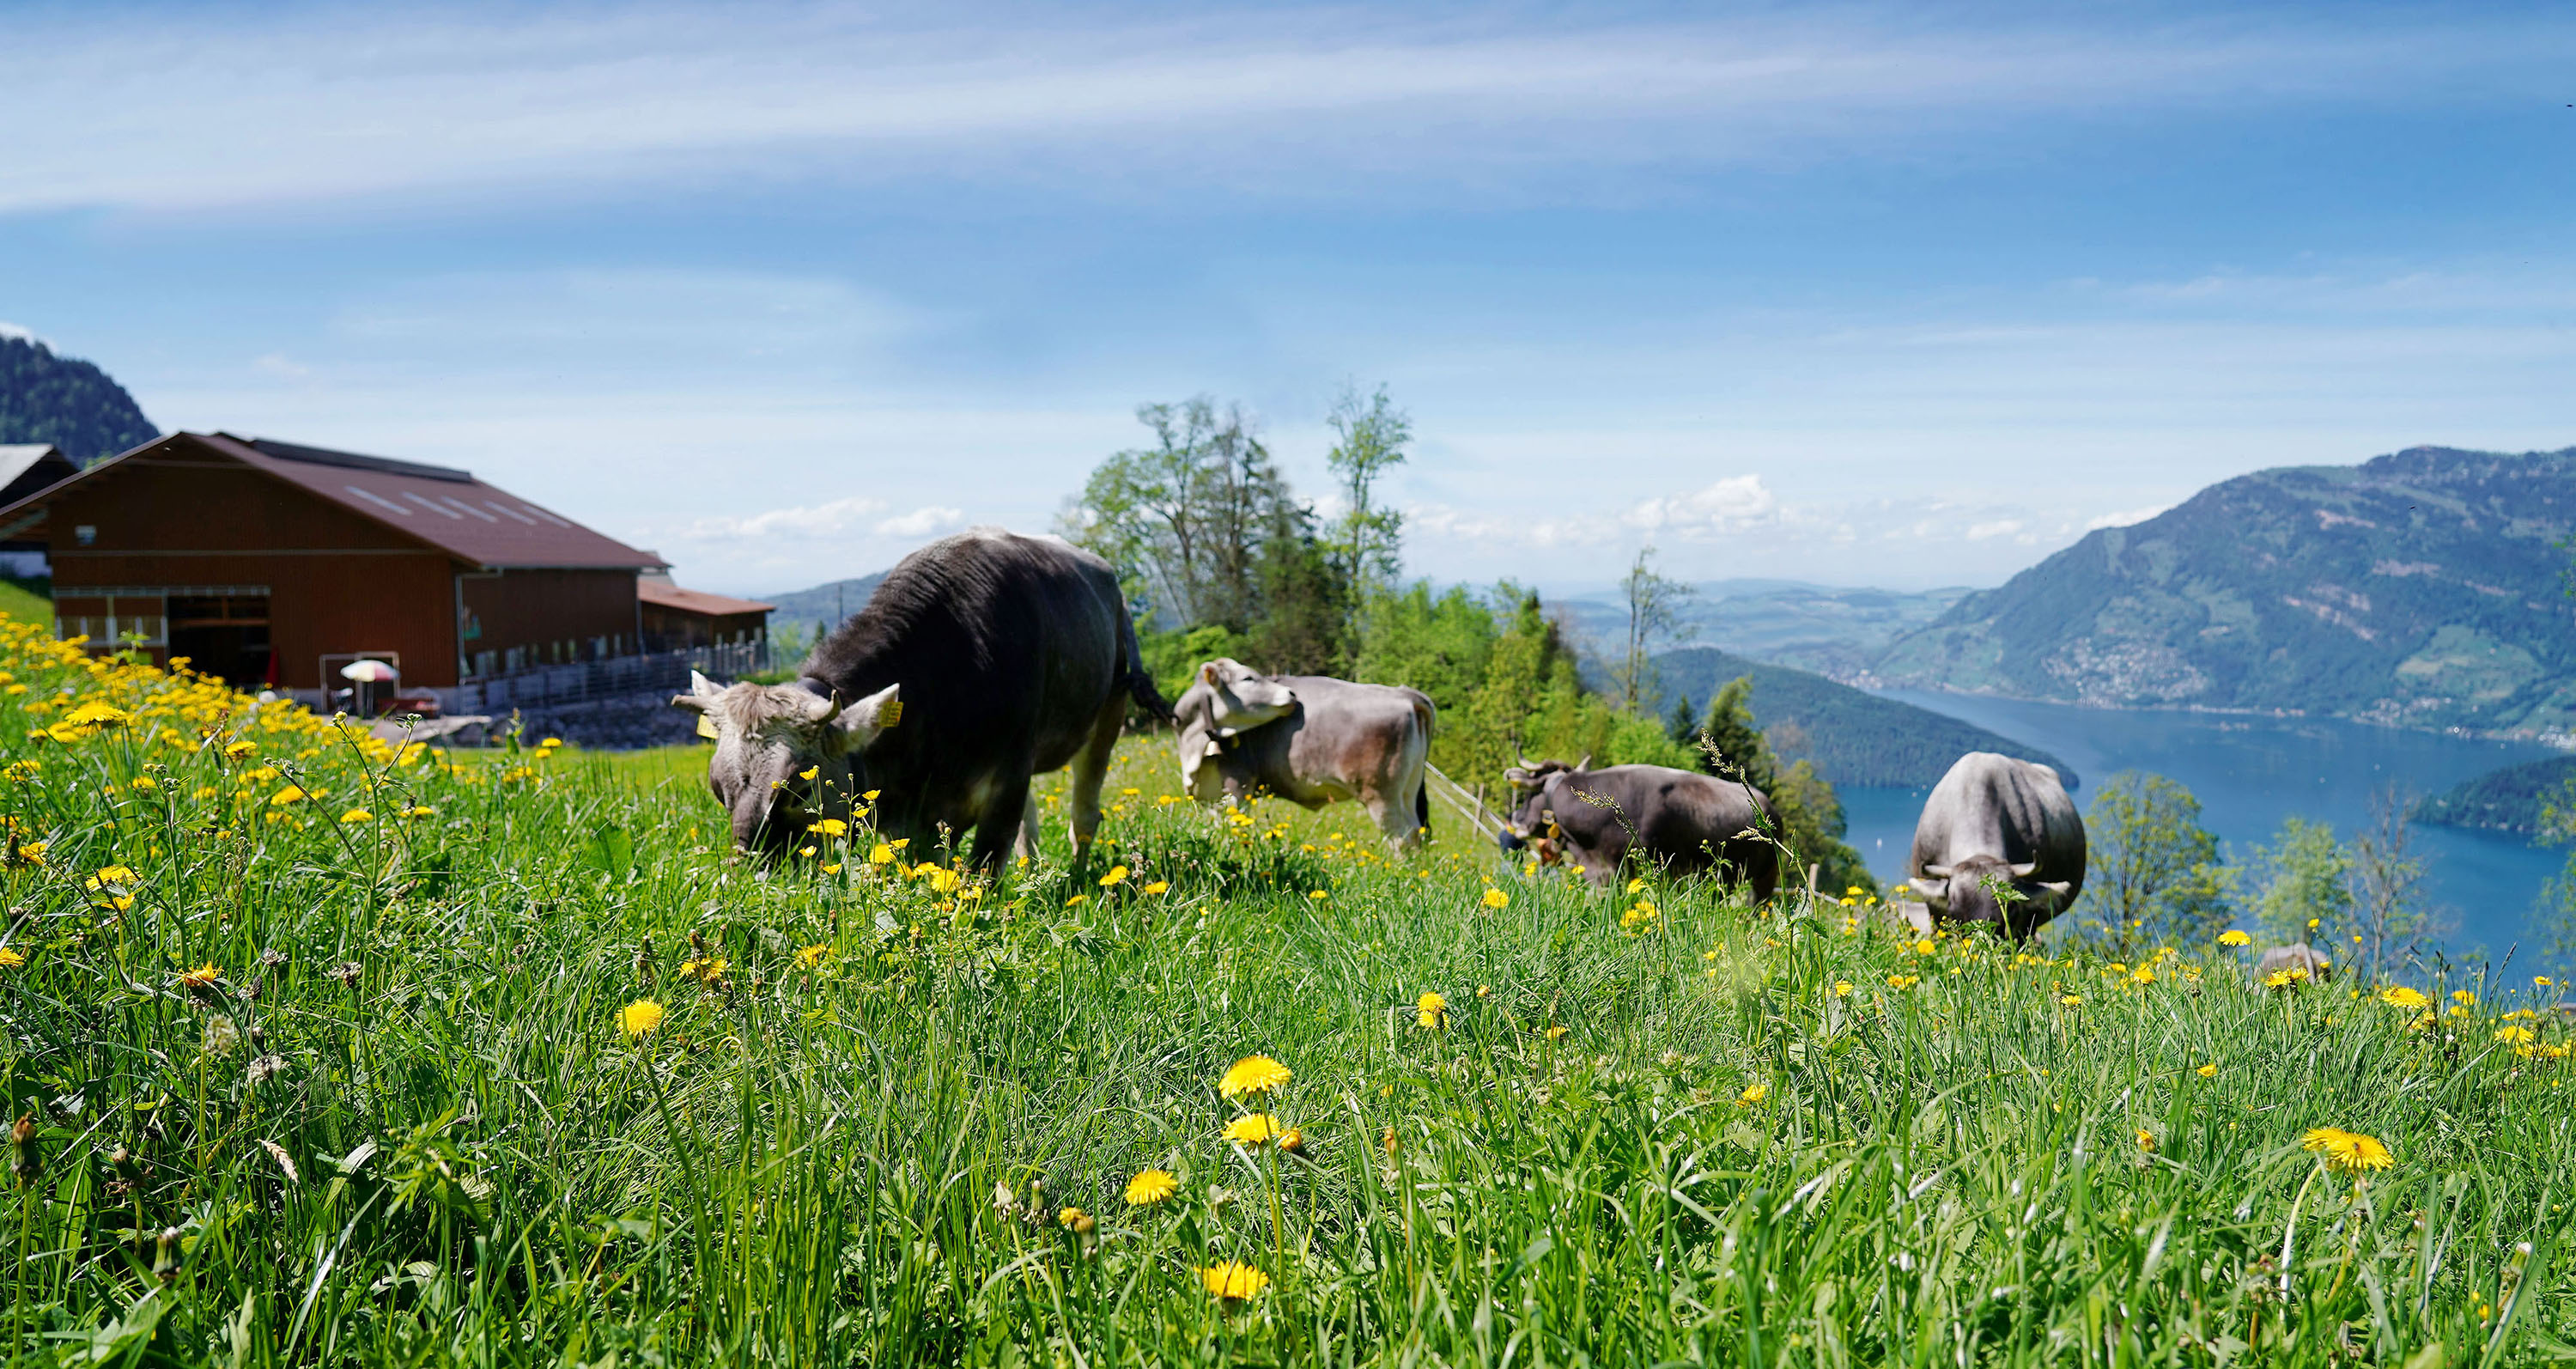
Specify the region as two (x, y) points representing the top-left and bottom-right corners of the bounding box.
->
(167, 593), (272, 688)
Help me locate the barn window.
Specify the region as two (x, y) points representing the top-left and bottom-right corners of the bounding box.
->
(74, 526), (96, 546)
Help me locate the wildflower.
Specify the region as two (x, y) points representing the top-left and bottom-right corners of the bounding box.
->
(2192, 1062), (2216, 1078)
(1737, 1082), (1767, 1106)
(1200, 1262), (1270, 1301)
(222, 740), (257, 760)
(63, 701), (134, 728)
(1064, 893), (1088, 907)
(1218, 1056), (1292, 1100)
(269, 785), (313, 806)
(398, 805), (434, 818)
(0, 946), (24, 970)
(618, 999), (665, 1037)
(2451, 989), (2476, 1006)
(1144, 880), (1169, 895)
(1309, 890), (1327, 901)
(2059, 994), (2081, 1007)
(1278, 1127), (1307, 1155)
(2263, 970), (2303, 989)
(1098, 864), (1129, 888)
(1057, 1207), (1096, 1233)
(1123, 1169), (1177, 1206)
(1416, 990), (1448, 1028)
(2539, 976), (2555, 988)
(807, 818), (847, 837)
(2136, 1128), (2155, 1153)
(1886, 974), (1920, 990)
(2129, 965), (2155, 985)
(84, 866), (137, 891)
(2495, 1025), (2537, 1045)
(178, 962), (222, 990)
(794, 944), (830, 970)
(1222, 1114), (1282, 1147)
(203, 1014), (242, 1057)
(1544, 1025), (1570, 1040)
(2219, 929), (2251, 946)
(131, 776), (158, 791)
(2379, 985), (2430, 1010)
(868, 843), (896, 865)
(1833, 980), (1853, 997)
(338, 807), (374, 824)
(2300, 1126), (2394, 1175)
(798, 765), (820, 782)
(1481, 886), (1509, 910)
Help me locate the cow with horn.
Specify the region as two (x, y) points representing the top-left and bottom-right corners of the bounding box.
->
(1496, 758), (1780, 898)
(1905, 751), (2085, 938)
(672, 527), (1170, 868)
(1174, 658), (1436, 848)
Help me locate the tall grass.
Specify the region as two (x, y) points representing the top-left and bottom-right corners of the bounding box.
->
(0, 618), (2568, 1366)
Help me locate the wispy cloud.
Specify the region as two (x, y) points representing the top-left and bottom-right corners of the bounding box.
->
(872, 505), (964, 538)
(683, 496), (887, 541)
(4, 3), (2567, 215)
(2087, 504), (2172, 530)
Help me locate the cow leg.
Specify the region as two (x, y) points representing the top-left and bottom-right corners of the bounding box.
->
(1013, 792), (1042, 863)
(1364, 788), (1419, 850)
(968, 777), (1034, 873)
(1065, 696), (1124, 863)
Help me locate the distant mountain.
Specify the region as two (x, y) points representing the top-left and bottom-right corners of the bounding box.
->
(762, 574), (886, 637)
(2415, 754), (2576, 837)
(0, 334), (159, 465)
(1642, 645), (2077, 791)
(1553, 579), (1970, 678)
(1873, 446), (2576, 735)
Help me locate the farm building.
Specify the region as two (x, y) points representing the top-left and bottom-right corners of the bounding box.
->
(0, 431), (670, 700)
(0, 444), (78, 577)
(637, 570), (772, 653)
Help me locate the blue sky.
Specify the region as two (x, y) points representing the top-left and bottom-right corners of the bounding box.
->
(4, 0), (2572, 594)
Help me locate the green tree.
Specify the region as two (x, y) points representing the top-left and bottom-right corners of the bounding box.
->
(2346, 784), (2438, 979)
(2249, 815), (2351, 948)
(2082, 772), (2232, 950)
(1324, 382), (1411, 594)
(1691, 676), (1875, 898)
(1609, 546), (1693, 715)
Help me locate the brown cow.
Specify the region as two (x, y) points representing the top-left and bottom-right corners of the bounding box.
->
(1175, 658), (1434, 848)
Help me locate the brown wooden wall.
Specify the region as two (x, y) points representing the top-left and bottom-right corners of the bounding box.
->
(44, 453), (463, 689)
(459, 568), (642, 678)
(640, 605), (768, 650)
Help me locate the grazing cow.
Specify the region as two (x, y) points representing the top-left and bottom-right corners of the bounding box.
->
(671, 527), (1169, 867)
(1175, 659), (1435, 847)
(1907, 752), (2086, 938)
(2256, 943), (2332, 983)
(1497, 760), (1779, 898)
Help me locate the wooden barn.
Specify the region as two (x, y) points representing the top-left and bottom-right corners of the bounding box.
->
(0, 432), (665, 697)
(0, 444), (78, 577)
(637, 571), (772, 652)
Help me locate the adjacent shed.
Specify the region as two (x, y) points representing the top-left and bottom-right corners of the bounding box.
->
(0, 444), (77, 576)
(0, 431), (665, 694)
(638, 574), (772, 652)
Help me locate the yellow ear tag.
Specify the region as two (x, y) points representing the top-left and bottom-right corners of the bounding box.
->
(878, 699), (903, 729)
(696, 713), (719, 739)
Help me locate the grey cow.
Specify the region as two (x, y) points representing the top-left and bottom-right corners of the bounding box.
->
(1907, 751), (2086, 938)
(672, 527), (1169, 868)
(1498, 760), (1780, 898)
(1175, 658), (1435, 848)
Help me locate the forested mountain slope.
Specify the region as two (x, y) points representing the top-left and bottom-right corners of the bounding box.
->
(1874, 446), (2576, 734)
(0, 333), (159, 464)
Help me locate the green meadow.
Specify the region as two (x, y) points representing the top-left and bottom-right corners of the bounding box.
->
(0, 619), (2569, 1366)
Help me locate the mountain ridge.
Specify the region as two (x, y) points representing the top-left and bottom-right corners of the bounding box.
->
(0, 334), (159, 464)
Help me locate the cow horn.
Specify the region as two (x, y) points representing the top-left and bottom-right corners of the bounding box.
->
(1922, 863), (1952, 879)
(1909, 876), (1947, 905)
(1575, 753), (1592, 772)
(2008, 861), (2039, 878)
(811, 691), (845, 727)
(2035, 880), (2072, 901)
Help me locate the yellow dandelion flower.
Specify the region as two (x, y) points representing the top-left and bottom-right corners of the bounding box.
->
(269, 785), (313, 806)
(2197, 1062), (2217, 1077)
(1543, 1025), (1570, 1040)
(1218, 1056), (1291, 1099)
(1309, 889), (1327, 901)
(0, 946), (25, 969)
(1144, 880), (1170, 895)
(64, 701), (134, 727)
(1123, 1169), (1178, 1206)
(2218, 929), (2251, 946)
(2129, 965), (2155, 985)
(178, 962), (222, 989)
(338, 807), (374, 824)
(1222, 1114), (1282, 1147)
(868, 843), (896, 866)
(1098, 864), (1129, 888)
(1057, 1207), (1096, 1233)
(1737, 1082), (1767, 1105)
(1200, 1262), (1270, 1300)
(83, 865), (137, 891)
(2495, 1025), (2537, 1045)
(618, 999), (665, 1037)
(2136, 1128), (2156, 1153)
(2059, 994), (2082, 1007)
(1886, 974), (1920, 990)
(2300, 1126), (2393, 1175)
(807, 818), (848, 837)
(2379, 985), (2430, 1009)
(1833, 980), (1854, 997)
(794, 944), (831, 970)
(1415, 990), (1448, 1028)
(1481, 886), (1510, 910)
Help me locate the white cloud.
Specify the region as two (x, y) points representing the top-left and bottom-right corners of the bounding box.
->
(1625, 474), (1778, 538)
(683, 495), (887, 541)
(872, 505), (964, 538)
(252, 353), (312, 380)
(1965, 519), (2026, 542)
(0, 321), (45, 344)
(2086, 504), (2172, 530)
(2, 5), (2567, 214)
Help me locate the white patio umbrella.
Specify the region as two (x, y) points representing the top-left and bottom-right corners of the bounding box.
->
(340, 660), (398, 683)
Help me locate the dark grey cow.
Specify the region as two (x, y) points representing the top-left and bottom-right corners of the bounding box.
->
(1498, 760), (1779, 898)
(1907, 751), (2085, 938)
(2256, 943), (2333, 983)
(671, 527), (1169, 867)
(1175, 658), (1435, 848)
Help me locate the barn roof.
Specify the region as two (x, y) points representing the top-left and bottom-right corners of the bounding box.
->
(0, 432), (665, 571)
(0, 444), (76, 505)
(639, 579), (775, 618)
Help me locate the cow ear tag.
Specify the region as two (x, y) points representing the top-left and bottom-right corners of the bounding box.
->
(878, 699), (903, 728)
(696, 713), (720, 740)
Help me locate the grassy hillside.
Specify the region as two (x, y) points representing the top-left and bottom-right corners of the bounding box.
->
(0, 575), (49, 630)
(1646, 645), (2079, 790)
(2415, 754), (2576, 836)
(1554, 581), (1972, 679)
(1876, 446), (2576, 734)
(0, 618), (2567, 1364)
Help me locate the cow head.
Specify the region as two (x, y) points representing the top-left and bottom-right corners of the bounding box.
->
(1495, 756), (1586, 855)
(1909, 855), (2074, 937)
(1176, 659), (1298, 799)
(671, 671), (902, 853)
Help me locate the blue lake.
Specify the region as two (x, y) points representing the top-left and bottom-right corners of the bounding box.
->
(1837, 691), (2568, 964)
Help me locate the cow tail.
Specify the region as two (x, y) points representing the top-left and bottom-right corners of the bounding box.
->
(1119, 619), (1176, 723)
(1409, 690), (1436, 842)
